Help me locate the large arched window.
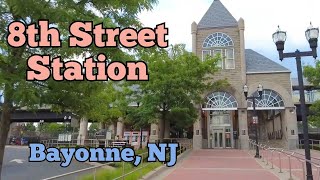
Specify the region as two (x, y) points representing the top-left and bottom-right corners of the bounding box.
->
(202, 32), (235, 69)
(203, 32), (234, 48)
(203, 92), (238, 110)
(247, 89), (285, 110)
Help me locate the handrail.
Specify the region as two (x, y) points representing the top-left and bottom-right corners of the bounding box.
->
(249, 139), (320, 180)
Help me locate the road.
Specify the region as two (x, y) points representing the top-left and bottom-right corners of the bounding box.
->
(1, 146), (93, 180)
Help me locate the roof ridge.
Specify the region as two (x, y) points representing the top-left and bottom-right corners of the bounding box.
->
(198, 0), (238, 29)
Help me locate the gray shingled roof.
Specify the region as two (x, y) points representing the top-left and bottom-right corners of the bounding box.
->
(245, 49), (290, 73)
(198, 0), (238, 29)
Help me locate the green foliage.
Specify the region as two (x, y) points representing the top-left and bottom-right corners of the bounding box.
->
(81, 162), (162, 180)
(89, 123), (99, 133)
(40, 123), (65, 135)
(304, 60), (320, 127)
(24, 123), (36, 132)
(0, 0), (159, 176)
(127, 44), (229, 137)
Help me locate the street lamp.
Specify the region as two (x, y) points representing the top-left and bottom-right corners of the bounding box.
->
(244, 84), (263, 158)
(273, 23), (319, 180)
(64, 116), (71, 141)
(136, 102), (143, 149)
(39, 120), (44, 142)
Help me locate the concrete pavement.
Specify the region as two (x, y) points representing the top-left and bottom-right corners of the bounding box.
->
(148, 149), (282, 180)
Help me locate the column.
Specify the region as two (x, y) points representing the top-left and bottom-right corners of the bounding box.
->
(238, 18), (246, 82)
(193, 113), (203, 149)
(238, 109), (249, 150)
(149, 123), (159, 143)
(108, 123), (115, 137)
(116, 117), (124, 140)
(283, 107), (299, 150)
(99, 122), (106, 130)
(77, 117), (88, 145)
(191, 22), (197, 54)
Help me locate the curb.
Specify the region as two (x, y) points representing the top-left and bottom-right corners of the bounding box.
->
(141, 149), (192, 180)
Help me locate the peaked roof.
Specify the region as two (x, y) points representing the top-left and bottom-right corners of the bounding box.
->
(245, 49), (290, 73)
(198, 0), (238, 29)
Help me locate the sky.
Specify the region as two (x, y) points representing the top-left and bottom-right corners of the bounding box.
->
(138, 0), (320, 77)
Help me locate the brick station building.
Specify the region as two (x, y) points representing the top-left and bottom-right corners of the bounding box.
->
(148, 0), (298, 150)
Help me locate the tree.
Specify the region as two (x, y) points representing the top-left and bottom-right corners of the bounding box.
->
(129, 45), (229, 140)
(304, 61), (320, 127)
(89, 123), (99, 134)
(24, 123), (36, 132)
(0, 0), (158, 176)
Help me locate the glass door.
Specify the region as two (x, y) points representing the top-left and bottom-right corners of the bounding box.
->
(212, 129), (224, 148)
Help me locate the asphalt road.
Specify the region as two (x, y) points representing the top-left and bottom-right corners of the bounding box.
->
(1, 146), (93, 180)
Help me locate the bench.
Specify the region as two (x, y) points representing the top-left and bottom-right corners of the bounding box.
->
(111, 141), (127, 148)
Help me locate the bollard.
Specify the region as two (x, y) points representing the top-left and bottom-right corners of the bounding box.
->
(288, 155), (293, 180)
(266, 148), (269, 165)
(302, 161), (306, 180)
(278, 152), (283, 173)
(271, 150), (274, 169)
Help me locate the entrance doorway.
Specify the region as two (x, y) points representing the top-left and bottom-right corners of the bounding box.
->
(212, 129), (223, 148)
(211, 127), (232, 148)
(208, 111), (234, 149)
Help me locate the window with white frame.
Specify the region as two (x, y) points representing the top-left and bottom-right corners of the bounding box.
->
(202, 50), (211, 61)
(202, 32), (235, 70)
(225, 49), (235, 69)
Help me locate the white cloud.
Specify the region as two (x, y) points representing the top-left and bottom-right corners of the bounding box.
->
(138, 0), (320, 77)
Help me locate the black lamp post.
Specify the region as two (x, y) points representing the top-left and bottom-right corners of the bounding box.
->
(136, 102), (143, 149)
(272, 23), (319, 180)
(39, 120), (44, 142)
(244, 84), (263, 158)
(64, 116), (71, 141)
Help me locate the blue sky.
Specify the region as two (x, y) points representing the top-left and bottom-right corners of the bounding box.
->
(138, 0), (320, 78)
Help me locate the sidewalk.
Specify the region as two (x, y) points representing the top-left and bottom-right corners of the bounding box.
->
(148, 149), (282, 180)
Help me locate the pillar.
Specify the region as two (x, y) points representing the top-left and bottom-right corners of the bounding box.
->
(238, 18), (246, 82)
(238, 109), (249, 150)
(6, 123), (15, 144)
(77, 117), (88, 145)
(108, 123), (115, 138)
(149, 123), (159, 143)
(283, 107), (299, 150)
(193, 113), (203, 149)
(99, 122), (106, 130)
(116, 117), (124, 140)
(191, 22), (197, 54)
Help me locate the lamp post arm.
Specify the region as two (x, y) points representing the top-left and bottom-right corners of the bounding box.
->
(283, 50), (313, 59)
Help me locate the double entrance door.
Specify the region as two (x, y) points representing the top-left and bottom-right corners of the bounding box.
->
(211, 127), (232, 148)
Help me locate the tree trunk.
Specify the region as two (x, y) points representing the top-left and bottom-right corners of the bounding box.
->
(0, 102), (12, 178)
(164, 119), (170, 138)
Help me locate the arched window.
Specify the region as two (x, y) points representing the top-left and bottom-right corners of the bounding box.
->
(247, 89), (285, 110)
(202, 33), (235, 69)
(203, 32), (234, 48)
(203, 92), (238, 110)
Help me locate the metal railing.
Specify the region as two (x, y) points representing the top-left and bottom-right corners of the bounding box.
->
(299, 139), (320, 150)
(249, 139), (320, 180)
(41, 139), (110, 148)
(42, 143), (189, 180)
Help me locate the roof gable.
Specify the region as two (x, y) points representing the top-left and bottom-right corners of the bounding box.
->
(198, 0), (238, 29)
(245, 49), (290, 73)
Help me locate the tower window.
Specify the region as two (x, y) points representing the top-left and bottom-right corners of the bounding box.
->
(202, 32), (235, 70)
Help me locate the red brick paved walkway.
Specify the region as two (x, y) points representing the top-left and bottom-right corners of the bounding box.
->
(164, 149), (280, 180)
